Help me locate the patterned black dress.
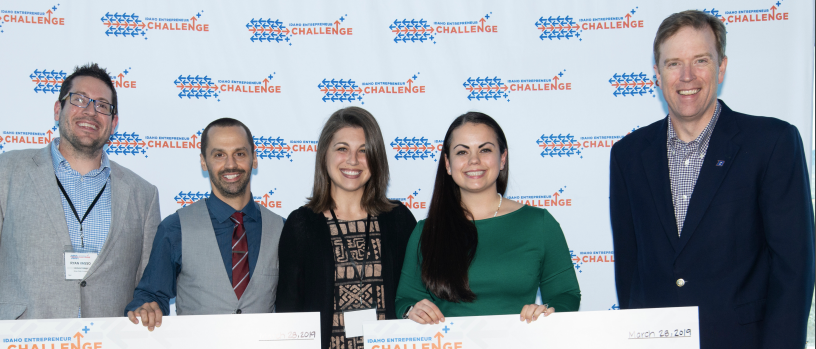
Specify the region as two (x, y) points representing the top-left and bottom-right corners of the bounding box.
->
(327, 217), (386, 349)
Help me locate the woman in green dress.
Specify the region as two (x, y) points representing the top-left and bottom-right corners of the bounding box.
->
(395, 112), (581, 324)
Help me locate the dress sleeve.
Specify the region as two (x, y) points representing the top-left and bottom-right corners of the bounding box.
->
(276, 209), (308, 312)
(389, 205), (417, 273)
(537, 211), (581, 312)
(394, 221), (427, 318)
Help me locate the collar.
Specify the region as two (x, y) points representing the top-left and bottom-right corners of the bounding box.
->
(205, 192), (261, 224)
(667, 101), (721, 149)
(50, 137), (111, 175)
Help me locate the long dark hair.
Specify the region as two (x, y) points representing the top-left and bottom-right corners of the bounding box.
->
(419, 112), (509, 302)
(306, 107), (396, 215)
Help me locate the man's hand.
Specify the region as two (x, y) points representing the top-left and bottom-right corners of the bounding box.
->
(127, 302), (163, 331)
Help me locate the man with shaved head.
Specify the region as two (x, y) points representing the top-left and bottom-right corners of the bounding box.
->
(126, 118), (283, 331)
(610, 10), (814, 348)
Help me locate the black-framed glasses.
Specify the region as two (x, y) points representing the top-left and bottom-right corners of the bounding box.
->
(60, 92), (115, 116)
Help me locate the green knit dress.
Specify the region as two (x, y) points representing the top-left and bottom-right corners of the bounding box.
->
(395, 205), (581, 317)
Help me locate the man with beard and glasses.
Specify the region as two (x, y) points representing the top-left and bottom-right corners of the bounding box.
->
(0, 63), (161, 319)
(125, 118), (284, 331)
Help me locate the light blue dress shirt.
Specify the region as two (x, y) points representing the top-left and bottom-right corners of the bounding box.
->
(50, 137), (112, 317)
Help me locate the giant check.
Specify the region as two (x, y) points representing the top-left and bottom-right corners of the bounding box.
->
(364, 307), (699, 349)
(0, 312), (320, 349)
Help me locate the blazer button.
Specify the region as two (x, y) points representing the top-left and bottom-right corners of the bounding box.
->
(676, 279), (685, 287)
(80, 281), (86, 287)
(235, 309), (242, 314)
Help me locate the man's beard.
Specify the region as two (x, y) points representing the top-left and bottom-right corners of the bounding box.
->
(58, 115), (110, 158)
(209, 167), (250, 198)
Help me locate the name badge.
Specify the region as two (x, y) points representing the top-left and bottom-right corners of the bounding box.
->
(343, 308), (377, 338)
(64, 251), (98, 280)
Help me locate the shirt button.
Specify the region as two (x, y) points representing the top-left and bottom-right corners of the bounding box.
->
(80, 281), (87, 287)
(676, 279), (685, 287)
(682, 195), (687, 200)
(684, 159), (689, 166)
(235, 309), (242, 314)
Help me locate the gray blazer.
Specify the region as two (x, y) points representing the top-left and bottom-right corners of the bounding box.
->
(0, 144), (160, 319)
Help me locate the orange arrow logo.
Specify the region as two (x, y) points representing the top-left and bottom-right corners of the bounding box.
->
(434, 332), (444, 349)
(73, 332), (83, 348)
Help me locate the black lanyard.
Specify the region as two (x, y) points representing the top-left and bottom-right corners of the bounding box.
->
(55, 175), (107, 249)
(329, 208), (372, 302)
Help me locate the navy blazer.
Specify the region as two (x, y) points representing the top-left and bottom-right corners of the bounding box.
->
(610, 100), (814, 348)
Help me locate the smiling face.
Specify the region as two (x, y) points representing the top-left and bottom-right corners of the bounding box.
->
(654, 25), (727, 123)
(200, 125), (258, 200)
(326, 126), (371, 197)
(53, 76), (119, 156)
(444, 122), (507, 195)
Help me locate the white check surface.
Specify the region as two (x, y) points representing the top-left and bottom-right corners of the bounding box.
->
(0, 312), (320, 349)
(363, 307), (699, 349)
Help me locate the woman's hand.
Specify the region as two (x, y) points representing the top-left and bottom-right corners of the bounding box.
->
(519, 304), (554, 323)
(407, 299), (446, 324)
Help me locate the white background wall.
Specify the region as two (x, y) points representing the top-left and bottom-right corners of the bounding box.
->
(0, 0), (813, 312)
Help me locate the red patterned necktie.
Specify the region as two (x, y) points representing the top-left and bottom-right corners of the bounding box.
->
(230, 212), (249, 300)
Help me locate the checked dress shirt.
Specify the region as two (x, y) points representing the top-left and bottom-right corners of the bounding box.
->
(666, 102), (721, 236)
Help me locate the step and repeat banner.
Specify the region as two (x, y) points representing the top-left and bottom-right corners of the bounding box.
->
(0, 0), (813, 312)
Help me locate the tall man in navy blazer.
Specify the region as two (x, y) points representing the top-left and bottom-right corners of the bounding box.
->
(610, 10), (814, 348)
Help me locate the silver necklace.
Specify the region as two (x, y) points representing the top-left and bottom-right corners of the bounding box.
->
(493, 193), (503, 218)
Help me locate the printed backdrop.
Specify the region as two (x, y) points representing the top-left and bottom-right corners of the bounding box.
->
(0, 0), (813, 312)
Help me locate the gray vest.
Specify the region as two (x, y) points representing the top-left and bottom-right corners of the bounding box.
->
(175, 199), (283, 315)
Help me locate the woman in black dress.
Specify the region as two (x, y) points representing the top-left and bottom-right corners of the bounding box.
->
(276, 107), (417, 349)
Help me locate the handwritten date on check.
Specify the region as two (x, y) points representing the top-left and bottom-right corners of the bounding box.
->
(263, 331), (318, 341)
